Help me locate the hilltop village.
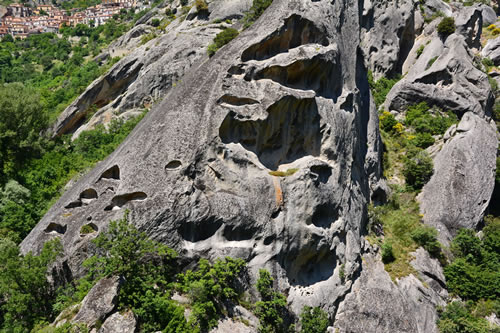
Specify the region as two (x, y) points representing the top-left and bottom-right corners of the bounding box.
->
(0, 0), (141, 38)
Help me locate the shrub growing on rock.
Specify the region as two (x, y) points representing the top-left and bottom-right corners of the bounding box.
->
(207, 28), (239, 57)
(379, 111), (398, 133)
(403, 149), (433, 190)
(410, 225), (441, 258)
(299, 306), (329, 333)
(255, 269), (291, 333)
(195, 0), (208, 12)
(381, 241), (395, 263)
(437, 17), (456, 36)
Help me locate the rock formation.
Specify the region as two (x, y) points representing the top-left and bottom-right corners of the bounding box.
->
(51, 0), (253, 139)
(23, 0), (385, 319)
(20, 0), (500, 331)
(418, 112), (497, 243)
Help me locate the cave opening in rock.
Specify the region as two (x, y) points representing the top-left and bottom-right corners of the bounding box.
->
(219, 96), (322, 170)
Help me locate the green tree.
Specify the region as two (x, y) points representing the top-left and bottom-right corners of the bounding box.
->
(403, 149), (433, 190)
(177, 257), (246, 332)
(255, 269), (290, 333)
(299, 306), (329, 333)
(0, 83), (48, 182)
(0, 238), (62, 331)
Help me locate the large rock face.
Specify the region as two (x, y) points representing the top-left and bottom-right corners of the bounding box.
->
(387, 33), (493, 117)
(72, 276), (121, 328)
(50, 1), (252, 139)
(418, 112), (498, 243)
(360, 0), (417, 80)
(334, 250), (447, 333)
(22, 0), (384, 318)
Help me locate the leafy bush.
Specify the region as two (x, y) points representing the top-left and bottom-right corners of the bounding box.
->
(444, 219), (500, 302)
(151, 18), (160, 27)
(79, 224), (96, 234)
(381, 241), (395, 263)
(207, 28), (239, 57)
(379, 111), (399, 133)
(410, 132), (435, 149)
(482, 57), (494, 68)
(405, 102), (457, 139)
(368, 71), (401, 107)
(0, 83), (48, 182)
(437, 17), (456, 36)
(437, 301), (494, 333)
(403, 149), (433, 189)
(195, 0), (208, 11)
(255, 269), (290, 333)
(410, 225), (441, 258)
(244, 0), (273, 28)
(177, 257), (246, 331)
(0, 238), (62, 331)
(84, 214), (178, 304)
(299, 306), (329, 333)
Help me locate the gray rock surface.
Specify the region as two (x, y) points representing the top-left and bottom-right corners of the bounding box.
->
(386, 33), (493, 117)
(208, 0), (251, 21)
(360, 0), (417, 79)
(476, 4), (497, 26)
(98, 310), (137, 333)
(482, 36), (500, 65)
(22, 0), (384, 319)
(454, 6), (482, 49)
(410, 247), (448, 299)
(51, 1), (251, 139)
(418, 112), (498, 243)
(72, 276), (121, 328)
(421, 0), (453, 18)
(334, 253), (445, 333)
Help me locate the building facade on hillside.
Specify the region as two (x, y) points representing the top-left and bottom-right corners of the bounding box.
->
(0, 0), (136, 38)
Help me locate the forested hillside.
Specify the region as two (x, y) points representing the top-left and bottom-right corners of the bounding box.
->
(0, 7), (150, 243)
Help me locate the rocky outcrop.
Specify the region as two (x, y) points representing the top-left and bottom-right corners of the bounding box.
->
(51, 1), (252, 139)
(482, 36), (500, 65)
(454, 6), (483, 49)
(360, 0), (417, 80)
(420, 0), (452, 18)
(22, 0), (386, 320)
(476, 4), (497, 26)
(334, 251), (446, 333)
(418, 112), (498, 243)
(386, 32), (493, 117)
(98, 310), (137, 333)
(73, 276), (121, 328)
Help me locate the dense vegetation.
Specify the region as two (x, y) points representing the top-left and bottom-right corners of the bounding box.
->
(0, 6), (152, 243)
(368, 71), (401, 107)
(373, 71), (498, 331)
(0, 216), (330, 332)
(437, 216), (500, 333)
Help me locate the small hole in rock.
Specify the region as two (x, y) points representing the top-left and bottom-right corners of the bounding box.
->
(165, 160), (182, 170)
(80, 223), (98, 235)
(80, 188), (98, 200)
(44, 223), (67, 234)
(99, 165), (120, 180)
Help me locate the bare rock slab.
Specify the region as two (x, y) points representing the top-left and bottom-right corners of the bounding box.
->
(73, 276), (121, 328)
(418, 112), (498, 243)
